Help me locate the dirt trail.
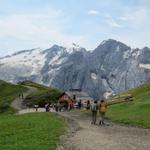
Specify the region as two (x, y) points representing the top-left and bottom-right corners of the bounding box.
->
(11, 85), (56, 114)
(11, 86), (37, 111)
(11, 88), (150, 150)
(58, 111), (150, 150)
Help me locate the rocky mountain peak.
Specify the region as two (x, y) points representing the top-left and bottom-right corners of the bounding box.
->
(65, 43), (86, 54)
(93, 40), (124, 57)
(43, 45), (66, 54)
(100, 39), (117, 45)
(0, 39), (149, 99)
(98, 39), (131, 51)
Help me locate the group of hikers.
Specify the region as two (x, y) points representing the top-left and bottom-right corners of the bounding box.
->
(34, 99), (107, 125)
(34, 102), (54, 112)
(34, 102), (70, 112)
(90, 100), (107, 125)
(45, 102), (62, 112)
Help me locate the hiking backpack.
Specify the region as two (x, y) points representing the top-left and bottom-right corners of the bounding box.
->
(91, 104), (97, 111)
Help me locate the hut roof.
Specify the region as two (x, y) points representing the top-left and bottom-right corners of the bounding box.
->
(65, 90), (94, 101)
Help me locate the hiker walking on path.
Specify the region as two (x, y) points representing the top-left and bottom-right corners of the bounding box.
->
(45, 103), (50, 112)
(78, 100), (82, 109)
(86, 100), (90, 110)
(90, 100), (98, 125)
(34, 104), (39, 112)
(99, 100), (107, 125)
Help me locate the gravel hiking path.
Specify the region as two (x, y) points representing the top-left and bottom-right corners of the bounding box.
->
(11, 86), (37, 111)
(11, 85), (57, 114)
(58, 111), (150, 150)
(18, 108), (45, 114)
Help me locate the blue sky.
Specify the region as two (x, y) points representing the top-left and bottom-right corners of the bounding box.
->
(0, 0), (150, 56)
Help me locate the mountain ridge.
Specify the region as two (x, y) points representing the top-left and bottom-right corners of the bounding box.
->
(0, 39), (150, 99)
(1, 39), (146, 59)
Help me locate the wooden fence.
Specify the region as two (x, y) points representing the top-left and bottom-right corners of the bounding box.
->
(107, 95), (133, 106)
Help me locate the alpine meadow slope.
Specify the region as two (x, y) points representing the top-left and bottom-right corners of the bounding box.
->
(107, 83), (150, 128)
(0, 39), (150, 99)
(0, 80), (27, 114)
(19, 80), (62, 107)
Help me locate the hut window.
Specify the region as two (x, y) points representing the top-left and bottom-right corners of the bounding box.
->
(64, 95), (68, 100)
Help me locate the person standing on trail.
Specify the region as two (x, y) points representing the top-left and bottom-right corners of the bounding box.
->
(45, 103), (50, 112)
(99, 100), (107, 125)
(86, 100), (90, 110)
(90, 100), (98, 125)
(34, 104), (39, 112)
(78, 100), (82, 109)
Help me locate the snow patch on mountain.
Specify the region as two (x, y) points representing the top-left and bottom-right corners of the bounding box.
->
(103, 91), (113, 99)
(91, 73), (97, 80)
(131, 49), (140, 58)
(0, 48), (45, 66)
(65, 43), (84, 54)
(0, 48), (46, 75)
(49, 53), (67, 66)
(100, 65), (105, 71)
(48, 67), (61, 85)
(139, 64), (150, 70)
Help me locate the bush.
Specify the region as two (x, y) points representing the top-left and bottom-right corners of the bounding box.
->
(0, 100), (10, 113)
(24, 89), (62, 107)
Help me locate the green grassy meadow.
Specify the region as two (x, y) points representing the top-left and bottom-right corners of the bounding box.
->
(107, 83), (150, 128)
(0, 80), (27, 114)
(0, 80), (65, 150)
(0, 113), (65, 150)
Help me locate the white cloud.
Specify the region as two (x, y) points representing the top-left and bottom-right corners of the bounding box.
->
(104, 15), (121, 28)
(1, 3), (150, 56)
(0, 9), (92, 55)
(119, 16), (129, 21)
(103, 7), (150, 29)
(130, 8), (150, 25)
(106, 19), (121, 27)
(119, 8), (150, 27)
(88, 10), (100, 15)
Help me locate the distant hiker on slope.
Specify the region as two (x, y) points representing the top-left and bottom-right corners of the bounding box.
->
(99, 100), (107, 125)
(90, 100), (98, 125)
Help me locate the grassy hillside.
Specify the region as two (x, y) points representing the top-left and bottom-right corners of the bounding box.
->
(0, 80), (27, 114)
(0, 113), (65, 150)
(20, 81), (63, 107)
(0, 80), (65, 150)
(107, 83), (150, 128)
